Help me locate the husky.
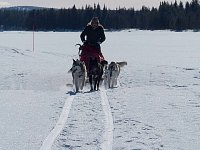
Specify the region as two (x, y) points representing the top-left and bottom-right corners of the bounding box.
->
(88, 57), (105, 91)
(104, 61), (127, 88)
(68, 59), (87, 93)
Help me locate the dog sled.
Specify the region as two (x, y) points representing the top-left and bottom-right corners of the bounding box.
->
(69, 44), (127, 92)
(70, 44), (105, 91)
(76, 44), (105, 72)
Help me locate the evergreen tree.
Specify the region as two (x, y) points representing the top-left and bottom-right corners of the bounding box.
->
(1, 1), (200, 31)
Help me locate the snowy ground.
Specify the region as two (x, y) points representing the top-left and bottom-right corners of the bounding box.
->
(0, 30), (200, 150)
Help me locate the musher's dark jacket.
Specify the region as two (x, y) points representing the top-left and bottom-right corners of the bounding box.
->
(80, 25), (106, 45)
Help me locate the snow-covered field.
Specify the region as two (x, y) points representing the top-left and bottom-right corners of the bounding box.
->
(0, 30), (200, 150)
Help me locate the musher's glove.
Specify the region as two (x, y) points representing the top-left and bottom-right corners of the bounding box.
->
(97, 41), (101, 45)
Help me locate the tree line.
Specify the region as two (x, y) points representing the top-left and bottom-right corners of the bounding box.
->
(0, 0), (200, 31)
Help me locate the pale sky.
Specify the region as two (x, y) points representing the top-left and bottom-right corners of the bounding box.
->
(0, 0), (192, 10)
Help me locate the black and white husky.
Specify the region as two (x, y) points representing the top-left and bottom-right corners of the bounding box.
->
(104, 61), (127, 88)
(68, 59), (87, 93)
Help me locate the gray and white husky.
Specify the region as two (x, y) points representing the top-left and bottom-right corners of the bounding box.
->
(104, 61), (127, 88)
(68, 59), (87, 93)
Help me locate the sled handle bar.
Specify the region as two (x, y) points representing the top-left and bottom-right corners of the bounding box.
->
(75, 44), (82, 55)
(75, 44), (82, 47)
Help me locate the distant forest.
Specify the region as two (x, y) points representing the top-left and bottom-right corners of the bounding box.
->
(0, 0), (200, 31)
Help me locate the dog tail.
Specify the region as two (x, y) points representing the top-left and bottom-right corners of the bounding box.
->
(116, 61), (127, 68)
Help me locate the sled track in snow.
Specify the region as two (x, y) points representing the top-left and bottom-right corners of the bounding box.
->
(39, 86), (113, 150)
(39, 94), (75, 150)
(100, 87), (114, 150)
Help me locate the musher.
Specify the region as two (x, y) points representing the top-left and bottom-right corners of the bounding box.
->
(80, 17), (106, 55)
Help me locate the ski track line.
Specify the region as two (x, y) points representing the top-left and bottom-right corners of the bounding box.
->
(100, 87), (114, 150)
(39, 95), (75, 150)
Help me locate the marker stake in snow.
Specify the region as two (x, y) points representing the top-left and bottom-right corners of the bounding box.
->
(33, 25), (35, 52)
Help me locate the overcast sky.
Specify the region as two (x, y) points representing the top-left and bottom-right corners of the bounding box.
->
(0, 0), (192, 10)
